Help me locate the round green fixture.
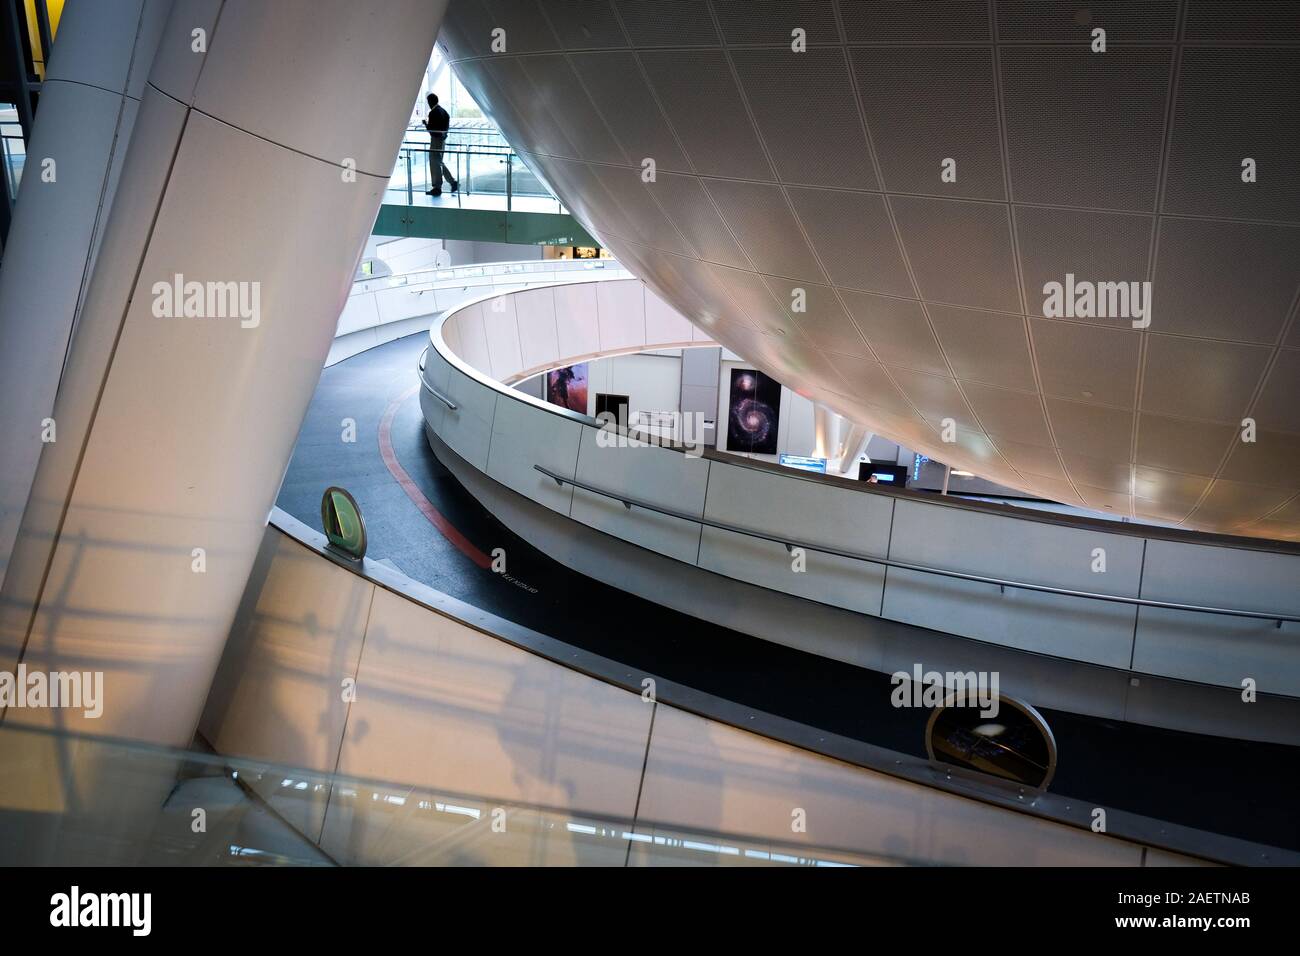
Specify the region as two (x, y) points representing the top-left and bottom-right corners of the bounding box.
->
(321, 486), (367, 560)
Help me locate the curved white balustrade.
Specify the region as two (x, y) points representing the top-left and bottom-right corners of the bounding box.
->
(421, 277), (1300, 706)
(331, 258), (633, 365)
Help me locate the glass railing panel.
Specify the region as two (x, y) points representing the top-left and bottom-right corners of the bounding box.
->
(2, 132), (24, 198)
(507, 153), (551, 199)
(386, 135), (566, 210)
(0, 724), (900, 867)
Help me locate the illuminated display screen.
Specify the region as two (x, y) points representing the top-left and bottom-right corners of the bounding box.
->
(779, 454), (826, 474)
(859, 463), (908, 485)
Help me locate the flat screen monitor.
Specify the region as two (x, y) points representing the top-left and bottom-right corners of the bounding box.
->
(594, 393), (629, 426)
(779, 454), (827, 474)
(859, 463), (908, 486)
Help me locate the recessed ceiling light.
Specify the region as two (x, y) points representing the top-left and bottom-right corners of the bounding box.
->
(951, 470), (974, 476)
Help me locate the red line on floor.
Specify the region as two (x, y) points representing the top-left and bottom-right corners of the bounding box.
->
(377, 384), (492, 569)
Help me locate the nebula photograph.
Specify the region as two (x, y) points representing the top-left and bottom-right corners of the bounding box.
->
(545, 363), (588, 414)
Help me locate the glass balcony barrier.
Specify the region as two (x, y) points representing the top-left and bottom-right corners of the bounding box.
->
(388, 124), (566, 214)
(0, 723), (909, 867)
(2, 125), (25, 201)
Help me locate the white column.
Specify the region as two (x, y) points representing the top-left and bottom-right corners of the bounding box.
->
(0, 0), (446, 749)
(835, 425), (875, 478)
(0, 0), (173, 591)
(811, 403), (837, 460)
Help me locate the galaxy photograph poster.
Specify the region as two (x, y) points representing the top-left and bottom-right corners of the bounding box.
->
(727, 368), (780, 455)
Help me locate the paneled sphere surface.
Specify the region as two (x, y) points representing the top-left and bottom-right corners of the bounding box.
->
(440, 0), (1300, 541)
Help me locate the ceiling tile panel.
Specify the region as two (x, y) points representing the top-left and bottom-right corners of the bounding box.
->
(514, 54), (626, 164)
(647, 172), (750, 267)
(1046, 398), (1135, 461)
(825, 355), (918, 416)
(1061, 453), (1134, 494)
(1136, 413), (1235, 476)
(839, 291), (947, 375)
(439, 0), (495, 57)
(545, 0), (628, 49)
(851, 47), (1004, 200)
(1133, 466), (1212, 508)
(1188, 480), (1296, 528)
(928, 305), (1037, 390)
(787, 187), (915, 297)
(589, 163), (695, 255)
(991, 436), (1067, 478)
(569, 52), (688, 170)
(1183, 2), (1300, 43)
(479, 58), (579, 158)
(1251, 350), (1300, 434)
(1076, 485), (1134, 515)
(481, 0), (562, 51)
(1220, 430), (1300, 489)
(839, 1), (991, 42)
(638, 50), (774, 180)
(1001, 47), (1171, 210)
(1021, 475), (1086, 508)
(712, 0), (841, 44)
(1030, 320), (1140, 406)
(962, 382), (1053, 446)
(614, 0), (720, 47)
(761, 279), (867, 357)
(1014, 206), (1153, 321)
(890, 196), (1021, 312)
(995, 1), (1179, 42)
(1140, 336), (1271, 424)
(1151, 218), (1300, 343)
(707, 263), (792, 334)
(890, 368), (980, 430)
(1163, 49), (1300, 223)
(732, 48), (877, 190)
(703, 179), (827, 283)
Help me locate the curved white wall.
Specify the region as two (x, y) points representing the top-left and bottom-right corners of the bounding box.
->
(422, 278), (1300, 701)
(438, 276), (714, 385)
(331, 258), (633, 365)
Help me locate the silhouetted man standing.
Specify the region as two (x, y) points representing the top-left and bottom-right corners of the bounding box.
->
(424, 93), (458, 197)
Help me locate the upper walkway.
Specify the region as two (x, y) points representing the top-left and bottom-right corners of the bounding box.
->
(375, 127), (596, 246)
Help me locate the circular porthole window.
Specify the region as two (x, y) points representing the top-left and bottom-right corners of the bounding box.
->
(925, 694), (1057, 791)
(321, 486), (367, 560)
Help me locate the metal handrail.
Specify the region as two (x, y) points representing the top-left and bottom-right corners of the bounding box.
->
(421, 378), (457, 410)
(400, 142), (517, 158)
(533, 464), (1300, 625)
(389, 137), (562, 210)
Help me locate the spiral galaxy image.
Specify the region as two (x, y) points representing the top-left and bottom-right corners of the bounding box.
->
(727, 369), (781, 455)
